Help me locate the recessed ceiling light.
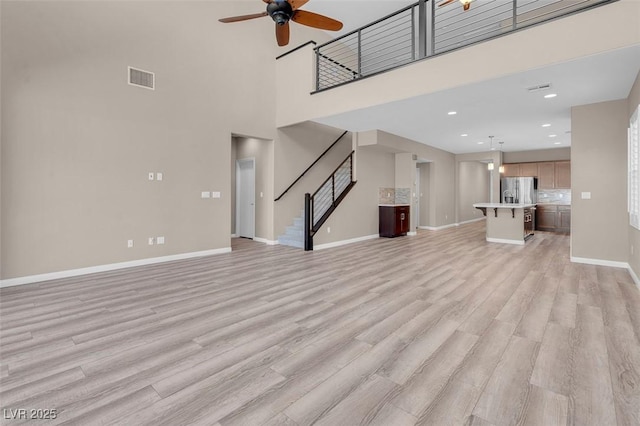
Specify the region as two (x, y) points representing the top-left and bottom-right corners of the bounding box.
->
(461, 133), (468, 137)
(477, 141), (484, 144)
(448, 111), (457, 115)
(544, 93), (557, 99)
(549, 134), (557, 138)
(554, 142), (562, 145)
(542, 123), (551, 127)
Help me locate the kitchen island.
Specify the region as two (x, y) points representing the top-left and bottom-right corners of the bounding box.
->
(473, 203), (536, 245)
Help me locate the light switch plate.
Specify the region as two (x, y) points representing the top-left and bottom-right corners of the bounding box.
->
(148, 237), (154, 245)
(581, 192), (591, 199)
(156, 172), (163, 181)
(201, 191), (211, 198)
(127, 239), (134, 248)
(148, 172), (154, 181)
(157, 236), (165, 244)
(212, 191), (221, 199)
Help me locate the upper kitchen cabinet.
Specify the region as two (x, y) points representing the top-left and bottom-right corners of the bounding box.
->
(537, 162), (556, 189)
(519, 163), (538, 177)
(502, 163), (520, 177)
(555, 161), (571, 189)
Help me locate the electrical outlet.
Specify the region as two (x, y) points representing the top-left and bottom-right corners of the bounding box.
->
(127, 239), (134, 248)
(157, 236), (165, 245)
(201, 191), (211, 198)
(327, 227), (331, 233)
(156, 172), (163, 181)
(148, 172), (154, 181)
(148, 237), (154, 245)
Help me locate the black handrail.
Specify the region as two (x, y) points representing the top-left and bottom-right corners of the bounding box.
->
(274, 130), (348, 202)
(304, 151), (356, 251)
(276, 40), (317, 60)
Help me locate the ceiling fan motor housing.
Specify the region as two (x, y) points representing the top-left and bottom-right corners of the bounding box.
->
(267, 1), (293, 25)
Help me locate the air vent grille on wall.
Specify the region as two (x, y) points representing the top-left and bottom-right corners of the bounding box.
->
(526, 83), (551, 92)
(128, 66), (155, 90)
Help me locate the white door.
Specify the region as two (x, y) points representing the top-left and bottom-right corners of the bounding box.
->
(236, 158), (255, 239)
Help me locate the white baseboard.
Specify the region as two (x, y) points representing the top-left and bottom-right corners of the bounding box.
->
(407, 231), (417, 236)
(486, 237), (525, 245)
(0, 247), (232, 288)
(570, 256), (629, 269)
(253, 237), (279, 246)
(419, 223), (457, 231)
(459, 217), (486, 225)
(231, 234), (238, 238)
(628, 265), (640, 289)
(314, 234), (379, 250)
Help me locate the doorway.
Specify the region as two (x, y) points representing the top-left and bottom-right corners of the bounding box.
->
(236, 158), (255, 239)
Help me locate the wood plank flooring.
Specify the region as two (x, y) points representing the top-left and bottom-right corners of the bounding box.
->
(1, 221), (639, 425)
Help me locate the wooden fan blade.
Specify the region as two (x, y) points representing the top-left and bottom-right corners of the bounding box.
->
(289, 0), (309, 10)
(219, 11), (268, 23)
(291, 10), (343, 31)
(437, 0), (456, 7)
(262, 0), (272, 3)
(463, 2), (471, 10)
(276, 22), (290, 46)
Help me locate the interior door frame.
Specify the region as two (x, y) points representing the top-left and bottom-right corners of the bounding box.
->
(235, 157), (255, 239)
(415, 166), (420, 228)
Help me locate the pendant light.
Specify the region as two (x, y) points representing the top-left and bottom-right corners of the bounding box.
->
(487, 136), (495, 170)
(498, 141), (505, 173)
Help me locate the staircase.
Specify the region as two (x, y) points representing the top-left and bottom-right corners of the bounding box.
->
(275, 131), (356, 250)
(277, 151), (356, 250)
(278, 213), (305, 248)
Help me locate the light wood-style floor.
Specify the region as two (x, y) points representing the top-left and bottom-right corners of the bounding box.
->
(1, 222), (639, 425)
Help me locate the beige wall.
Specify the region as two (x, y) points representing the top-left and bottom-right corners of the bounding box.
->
(276, 0), (640, 127)
(0, 1), (319, 279)
(503, 148), (571, 163)
(232, 137), (275, 241)
(628, 71), (640, 279)
(571, 100), (629, 263)
(418, 163), (431, 226)
(458, 161), (490, 223)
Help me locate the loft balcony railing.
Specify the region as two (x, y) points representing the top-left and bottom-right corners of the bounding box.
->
(314, 0), (615, 91)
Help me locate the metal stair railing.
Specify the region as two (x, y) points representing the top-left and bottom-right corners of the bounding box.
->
(304, 151), (357, 251)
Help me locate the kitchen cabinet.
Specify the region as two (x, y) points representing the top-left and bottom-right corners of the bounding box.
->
(535, 205), (571, 233)
(558, 206), (571, 233)
(519, 163), (538, 177)
(555, 161), (571, 188)
(502, 163), (520, 177)
(537, 162), (556, 189)
(379, 205), (410, 237)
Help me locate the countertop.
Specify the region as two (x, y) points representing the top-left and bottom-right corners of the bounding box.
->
(473, 203), (536, 209)
(378, 204), (410, 207)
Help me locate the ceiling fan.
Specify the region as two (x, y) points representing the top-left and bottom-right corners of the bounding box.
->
(437, 0), (475, 11)
(219, 0), (343, 47)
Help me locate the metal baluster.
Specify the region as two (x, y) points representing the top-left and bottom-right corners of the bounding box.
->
(512, 0), (518, 30)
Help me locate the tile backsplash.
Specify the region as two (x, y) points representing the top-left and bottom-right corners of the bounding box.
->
(379, 187), (411, 204)
(538, 189), (571, 204)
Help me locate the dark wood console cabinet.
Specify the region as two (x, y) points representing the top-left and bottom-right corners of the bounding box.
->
(379, 205), (410, 237)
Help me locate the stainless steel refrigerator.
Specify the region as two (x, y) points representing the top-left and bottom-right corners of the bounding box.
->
(501, 177), (537, 204)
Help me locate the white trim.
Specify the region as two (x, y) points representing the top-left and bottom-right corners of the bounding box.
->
(231, 234), (238, 238)
(417, 217), (484, 231)
(407, 231), (417, 236)
(458, 217), (486, 225)
(628, 265), (640, 289)
(253, 237), (279, 245)
(486, 237), (525, 245)
(314, 234), (379, 250)
(0, 248), (232, 288)
(571, 256), (629, 269)
(419, 223), (457, 231)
